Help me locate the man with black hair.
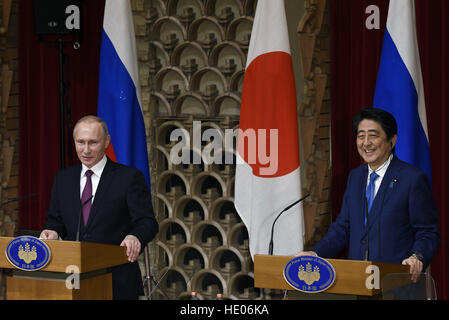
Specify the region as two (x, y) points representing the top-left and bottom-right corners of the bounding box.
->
(297, 108), (440, 280)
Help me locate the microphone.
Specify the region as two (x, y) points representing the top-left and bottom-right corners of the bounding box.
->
(1, 193), (39, 207)
(268, 193), (310, 255)
(364, 196), (370, 261)
(76, 195), (93, 242)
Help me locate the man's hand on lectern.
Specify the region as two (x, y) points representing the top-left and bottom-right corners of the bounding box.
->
(295, 251), (318, 257)
(39, 229), (59, 240)
(120, 235), (141, 262)
(402, 255), (423, 282)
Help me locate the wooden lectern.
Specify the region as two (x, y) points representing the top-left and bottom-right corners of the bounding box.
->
(0, 237), (129, 300)
(254, 254), (409, 297)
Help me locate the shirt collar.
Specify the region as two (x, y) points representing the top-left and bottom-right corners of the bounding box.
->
(81, 155), (107, 178)
(368, 153), (393, 178)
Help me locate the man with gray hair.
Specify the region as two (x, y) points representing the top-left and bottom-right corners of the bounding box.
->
(40, 115), (158, 299)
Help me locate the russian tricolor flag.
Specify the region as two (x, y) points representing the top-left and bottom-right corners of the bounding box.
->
(374, 0), (432, 180)
(97, 0), (150, 188)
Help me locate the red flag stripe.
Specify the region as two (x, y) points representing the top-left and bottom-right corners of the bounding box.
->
(238, 51), (299, 178)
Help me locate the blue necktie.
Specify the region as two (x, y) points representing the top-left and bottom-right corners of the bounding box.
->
(366, 171), (379, 214)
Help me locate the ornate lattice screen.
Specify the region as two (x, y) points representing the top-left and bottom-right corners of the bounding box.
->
(136, 0), (258, 300)
(133, 0), (330, 300)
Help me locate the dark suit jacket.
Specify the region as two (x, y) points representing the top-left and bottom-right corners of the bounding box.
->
(313, 156), (440, 269)
(44, 158), (159, 299)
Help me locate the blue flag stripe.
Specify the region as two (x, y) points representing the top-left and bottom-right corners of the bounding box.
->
(97, 30), (151, 189)
(374, 12), (432, 181)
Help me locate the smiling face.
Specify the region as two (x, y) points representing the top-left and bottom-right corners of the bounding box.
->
(356, 119), (397, 170)
(73, 120), (110, 168)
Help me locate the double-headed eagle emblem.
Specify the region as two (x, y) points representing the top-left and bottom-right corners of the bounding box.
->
(298, 262), (320, 285)
(18, 242), (38, 264)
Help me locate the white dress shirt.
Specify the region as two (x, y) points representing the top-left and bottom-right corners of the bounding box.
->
(366, 153), (393, 198)
(80, 155), (107, 201)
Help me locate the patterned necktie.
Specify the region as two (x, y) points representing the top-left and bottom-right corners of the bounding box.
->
(81, 170), (93, 226)
(366, 171), (379, 213)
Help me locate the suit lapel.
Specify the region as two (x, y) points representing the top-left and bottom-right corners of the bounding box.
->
(71, 164), (83, 204)
(381, 156), (403, 204)
(67, 164), (83, 231)
(358, 165), (369, 227)
(365, 156), (402, 231)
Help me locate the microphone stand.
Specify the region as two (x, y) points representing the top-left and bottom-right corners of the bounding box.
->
(146, 264), (172, 300)
(268, 193), (310, 255)
(144, 178), (174, 300)
(267, 193), (310, 301)
(364, 197), (370, 261)
(76, 195), (93, 242)
(0, 193), (39, 208)
(57, 38), (66, 169)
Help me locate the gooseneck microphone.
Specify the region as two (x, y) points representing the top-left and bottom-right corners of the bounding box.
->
(76, 195), (93, 242)
(0, 193), (39, 207)
(364, 196), (370, 261)
(268, 193), (310, 255)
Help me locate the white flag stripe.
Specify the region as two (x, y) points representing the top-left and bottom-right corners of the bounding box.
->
(245, 0), (291, 68)
(235, 157), (304, 256)
(103, 0), (142, 109)
(235, 0), (303, 258)
(386, 0), (428, 140)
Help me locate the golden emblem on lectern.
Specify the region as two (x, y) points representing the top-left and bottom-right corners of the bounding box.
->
(298, 262), (320, 285)
(6, 236), (51, 271)
(284, 256), (336, 293)
(18, 242), (38, 264)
